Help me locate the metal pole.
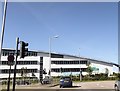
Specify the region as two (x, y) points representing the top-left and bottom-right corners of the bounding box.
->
(0, 1), (7, 90)
(119, 66), (120, 73)
(7, 65), (11, 91)
(60, 67), (62, 78)
(12, 37), (19, 91)
(48, 35), (59, 77)
(0, 0), (7, 62)
(71, 69), (72, 80)
(79, 63), (81, 81)
(49, 37), (51, 76)
(79, 49), (82, 81)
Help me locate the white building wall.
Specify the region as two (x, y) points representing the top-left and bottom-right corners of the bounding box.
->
(0, 56), (40, 79)
(90, 62), (113, 75)
(42, 57), (114, 77)
(0, 55), (114, 79)
(43, 57), (50, 78)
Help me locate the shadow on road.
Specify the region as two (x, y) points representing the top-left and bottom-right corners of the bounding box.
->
(49, 84), (59, 87)
(63, 86), (81, 88)
(71, 86), (81, 88)
(4, 89), (114, 91)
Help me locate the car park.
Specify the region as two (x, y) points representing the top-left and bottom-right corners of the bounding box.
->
(114, 80), (120, 91)
(60, 76), (72, 88)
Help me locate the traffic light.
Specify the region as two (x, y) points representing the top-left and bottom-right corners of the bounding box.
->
(20, 41), (28, 58)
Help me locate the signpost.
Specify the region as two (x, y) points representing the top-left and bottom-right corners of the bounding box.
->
(7, 55), (14, 91)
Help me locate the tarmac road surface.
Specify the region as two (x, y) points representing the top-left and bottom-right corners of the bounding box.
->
(1, 81), (115, 91)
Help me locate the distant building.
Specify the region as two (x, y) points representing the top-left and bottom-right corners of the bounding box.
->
(0, 48), (117, 80)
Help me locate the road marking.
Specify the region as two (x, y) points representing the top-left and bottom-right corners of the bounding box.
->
(101, 85), (104, 87)
(96, 84), (99, 86)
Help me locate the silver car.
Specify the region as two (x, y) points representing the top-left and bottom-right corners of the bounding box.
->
(42, 76), (52, 84)
(115, 80), (120, 91)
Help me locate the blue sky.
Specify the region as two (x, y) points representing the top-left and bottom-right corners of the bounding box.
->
(0, 2), (118, 64)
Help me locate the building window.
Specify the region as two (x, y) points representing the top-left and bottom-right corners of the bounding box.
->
(1, 61), (38, 65)
(51, 68), (87, 72)
(51, 60), (87, 65)
(1, 69), (38, 74)
(2, 50), (37, 56)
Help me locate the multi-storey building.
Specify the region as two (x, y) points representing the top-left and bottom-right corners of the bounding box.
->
(0, 48), (116, 80)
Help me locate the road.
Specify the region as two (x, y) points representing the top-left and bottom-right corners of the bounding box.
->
(52, 81), (115, 89)
(1, 81), (115, 91)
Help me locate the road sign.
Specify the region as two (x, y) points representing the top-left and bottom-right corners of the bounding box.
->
(7, 55), (14, 65)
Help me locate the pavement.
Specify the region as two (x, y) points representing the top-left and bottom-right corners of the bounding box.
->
(1, 80), (116, 91)
(72, 81), (115, 89)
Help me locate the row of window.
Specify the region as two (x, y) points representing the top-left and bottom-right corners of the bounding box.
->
(51, 68), (87, 72)
(51, 61), (87, 64)
(1, 61), (88, 65)
(1, 61), (38, 65)
(2, 50), (37, 56)
(1, 68), (87, 73)
(1, 69), (37, 73)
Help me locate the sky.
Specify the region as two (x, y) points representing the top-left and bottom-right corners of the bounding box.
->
(0, 2), (118, 64)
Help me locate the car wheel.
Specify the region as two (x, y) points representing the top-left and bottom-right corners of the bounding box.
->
(60, 85), (62, 88)
(115, 85), (119, 91)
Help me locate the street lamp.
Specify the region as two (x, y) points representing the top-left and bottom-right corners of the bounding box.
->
(0, 1), (7, 91)
(79, 48), (82, 81)
(49, 35), (59, 77)
(0, 0), (7, 62)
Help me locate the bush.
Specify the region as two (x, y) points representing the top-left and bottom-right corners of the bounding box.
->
(75, 73), (117, 81)
(52, 73), (119, 82)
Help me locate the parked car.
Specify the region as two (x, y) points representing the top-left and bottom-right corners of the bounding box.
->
(42, 76), (52, 84)
(60, 76), (72, 88)
(0, 80), (2, 85)
(16, 80), (31, 85)
(114, 80), (120, 91)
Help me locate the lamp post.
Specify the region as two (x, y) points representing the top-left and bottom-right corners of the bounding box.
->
(79, 48), (82, 81)
(0, 1), (7, 90)
(0, 0), (7, 62)
(49, 35), (59, 77)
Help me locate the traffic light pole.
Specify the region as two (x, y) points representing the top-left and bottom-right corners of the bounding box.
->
(12, 37), (19, 91)
(7, 64), (11, 91)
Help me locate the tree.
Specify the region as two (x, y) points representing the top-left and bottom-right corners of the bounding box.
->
(105, 68), (109, 74)
(105, 68), (109, 77)
(43, 70), (47, 74)
(32, 73), (35, 77)
(86, 66), (94, 75)
(86, 61), (93, 75)
(86, 60), (91, 66)
(21, 67), (28, 81)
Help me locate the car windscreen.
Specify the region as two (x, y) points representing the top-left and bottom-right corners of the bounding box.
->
(62, 77), (71, 81)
